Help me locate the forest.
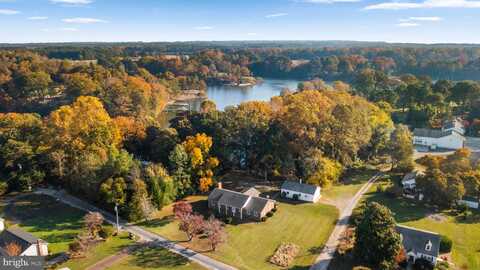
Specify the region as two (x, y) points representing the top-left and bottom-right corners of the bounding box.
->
(0, 44), (479, 221)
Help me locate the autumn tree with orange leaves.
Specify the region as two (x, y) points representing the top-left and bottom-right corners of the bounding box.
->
(169, 133), (219, 195)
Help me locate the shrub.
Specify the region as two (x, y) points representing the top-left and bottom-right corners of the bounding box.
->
(99, 227), (114, 240)
(224, 217), (233, 224)
(385, 185), (403, 198)
(435, 261), (450, 270)
(439, 235), (453, 253)
(269, 243), (300, 267)
(128, 232), (137, 240)
(0, 182), (8, 196)
(267, 212), (274, 217)
(376, 185), (386, 193)
(456, 203), (468, 214)
(68, 240), (85, 255)
(413, 258), (434, 270)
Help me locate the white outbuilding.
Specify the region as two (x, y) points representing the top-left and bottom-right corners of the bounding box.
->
(413, 128), (465, 150)
(280, 181), (321, 203)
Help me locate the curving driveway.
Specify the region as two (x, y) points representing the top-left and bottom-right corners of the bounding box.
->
(309, 174), (381, 270)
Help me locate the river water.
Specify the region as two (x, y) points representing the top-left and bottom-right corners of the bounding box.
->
(189, 78), (301, 111)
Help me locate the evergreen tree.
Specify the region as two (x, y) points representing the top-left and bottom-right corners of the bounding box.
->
(354, 202), (401, 270)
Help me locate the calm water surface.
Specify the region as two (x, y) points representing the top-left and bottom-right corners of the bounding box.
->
(190, 78), (301, 111)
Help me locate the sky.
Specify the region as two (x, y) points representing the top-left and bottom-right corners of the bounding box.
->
(0, 0), (479, 44)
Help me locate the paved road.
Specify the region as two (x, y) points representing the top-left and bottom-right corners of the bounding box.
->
(309, 174), (381, 270)
(35, 188), (237, 270)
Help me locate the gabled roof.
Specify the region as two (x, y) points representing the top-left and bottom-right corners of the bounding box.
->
(217, 190), (250, 209)
(402, 172), (417, 183)
(209, 188), (274, 213)
(396, 225), (440, 258)
(413, 128), (458, 138)
(0, 227), (42, 254)
(281, 181), (319, 195)
(244, 196), (271, 214)
(241, 187), (261, 197)
(442, 118), (464, 130)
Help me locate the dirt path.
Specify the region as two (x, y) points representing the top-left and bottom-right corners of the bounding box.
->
(309, 174), (381, 270)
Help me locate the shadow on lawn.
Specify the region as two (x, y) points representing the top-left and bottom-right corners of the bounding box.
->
(130, 245), (193, 268)
(288, 266), (310, 270)
(4, 195), (85, 232)
(139, 216), (174, 229)
(455, 210), (480, 224)
(364, 191), (431, 223)
(42, 232), (78, 244)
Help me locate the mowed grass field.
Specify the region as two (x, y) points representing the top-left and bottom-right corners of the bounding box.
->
(321, 169), (377, 208)
(1, 194), (134, 270)
(105, 246), (206, 270)
(140, 196), (339, 270)
(2, 194), (86, 254)
(59, 232), (132, 270)
(362, 185), (480, 270)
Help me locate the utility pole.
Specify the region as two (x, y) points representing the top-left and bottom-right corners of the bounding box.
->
(114, 203), (120, 234)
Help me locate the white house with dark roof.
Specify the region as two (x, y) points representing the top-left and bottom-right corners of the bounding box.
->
(280, 181), (321, 203)
(208, 184), (275, 221)
(442, 118), (465, 135)
(0, 220), (48, 256)
(396, 225), (440, 266)
(402, 172), (417, 190)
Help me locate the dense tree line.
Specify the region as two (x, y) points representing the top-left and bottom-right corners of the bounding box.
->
(159, 88), (394, 188)
(417, 149), (480, 208)
(351, 70), (480, 132)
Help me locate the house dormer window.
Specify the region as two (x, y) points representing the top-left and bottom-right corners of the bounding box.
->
(425, 240), (432, 251)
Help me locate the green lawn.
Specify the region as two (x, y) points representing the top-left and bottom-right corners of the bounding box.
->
(321, 169), (377, 208)
(1, 194), (135, 270)
(2, 194), (86, 254)
(59, 233), (132, 270)
(105, 246), (206, 270)
(140, 197), (339, 270)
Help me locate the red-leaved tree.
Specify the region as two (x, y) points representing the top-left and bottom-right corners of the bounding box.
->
(173, 201), (193, 220)
(203, 216), (226, 251)
(179, 213), (205, 241)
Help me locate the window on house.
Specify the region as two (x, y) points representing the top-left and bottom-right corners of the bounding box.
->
(425, 240), (432, 251)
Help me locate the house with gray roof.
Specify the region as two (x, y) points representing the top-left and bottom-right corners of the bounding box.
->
(208, 185), (275, 221)
(280, 181), (321, 203)
(0, 220), (48, 256)
(413, 127), (465, 150)
(442, 118), (465, 135)
(396, 225), (440, 266)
